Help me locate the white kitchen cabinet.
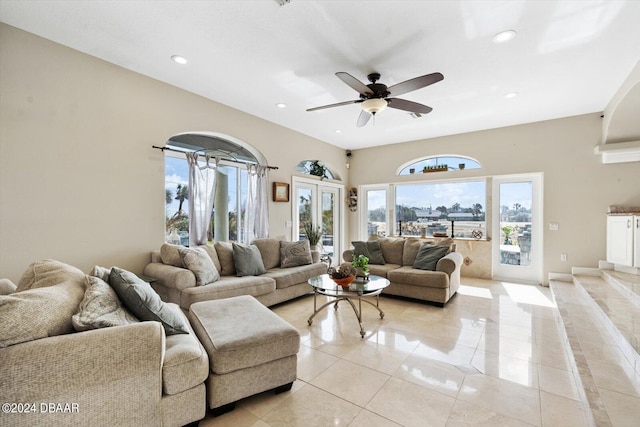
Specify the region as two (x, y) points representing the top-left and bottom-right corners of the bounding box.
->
(606, 215), (639, 267)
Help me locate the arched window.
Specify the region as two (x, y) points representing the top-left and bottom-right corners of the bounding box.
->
(164, 132), (267, 244)
(295, 160), (340, 181)
(398, 155), (481, 175)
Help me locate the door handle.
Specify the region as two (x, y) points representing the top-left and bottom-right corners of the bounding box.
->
(628, 219), (632, 228)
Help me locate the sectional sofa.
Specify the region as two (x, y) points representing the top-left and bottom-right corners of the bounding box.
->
(0, 260), (208, 427)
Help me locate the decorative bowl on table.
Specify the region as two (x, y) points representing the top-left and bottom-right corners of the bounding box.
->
(331, 275), (355, 288)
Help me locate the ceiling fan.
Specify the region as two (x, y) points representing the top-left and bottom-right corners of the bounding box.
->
(307, 71), (444, 127)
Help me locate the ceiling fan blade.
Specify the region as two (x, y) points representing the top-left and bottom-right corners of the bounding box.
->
(306, 99), (361, 112)
(336, 72), (374, 96)
(387, 72), (444, 97)
(357, 110), (371, 127)
(387, 98), (433, 114)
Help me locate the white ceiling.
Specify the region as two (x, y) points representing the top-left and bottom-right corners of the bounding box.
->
(1, 0), (639, 150)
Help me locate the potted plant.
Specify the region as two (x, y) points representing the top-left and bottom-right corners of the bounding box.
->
(352, 254), (370, 279)
(303, 222), (322, 263)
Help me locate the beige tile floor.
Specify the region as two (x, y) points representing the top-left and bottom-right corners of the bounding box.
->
(198, 278), (638, 427)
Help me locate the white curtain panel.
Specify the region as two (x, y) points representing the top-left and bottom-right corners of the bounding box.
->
(245, 164), (269, 242)
(186, 153), (217, 247)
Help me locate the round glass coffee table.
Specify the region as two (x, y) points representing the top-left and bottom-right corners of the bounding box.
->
(307, 274), (390, 337)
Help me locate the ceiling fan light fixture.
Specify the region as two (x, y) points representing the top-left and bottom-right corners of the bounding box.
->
(361, 98), (388, 114)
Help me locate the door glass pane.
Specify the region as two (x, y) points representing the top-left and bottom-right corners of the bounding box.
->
(321, 191), (335, 257)
(499, 182), (533, 266)
(298, 188), (312, 240)
(367, 190), (387, 237)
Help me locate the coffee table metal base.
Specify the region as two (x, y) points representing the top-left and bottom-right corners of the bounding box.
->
(307, 289), (385, 338)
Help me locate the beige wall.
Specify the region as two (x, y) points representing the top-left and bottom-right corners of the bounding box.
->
(0, 24), (348, 282)
(2, 23), (639, 285)
(347, 113), (640, 283)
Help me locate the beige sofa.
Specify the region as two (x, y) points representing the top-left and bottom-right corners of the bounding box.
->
(0, 261), (208, 427)
(144, 238), (328, 311)
(343, 237), (463, 306)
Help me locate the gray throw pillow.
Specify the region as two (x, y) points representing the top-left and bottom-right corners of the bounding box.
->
(109, 267), (189, 335)
(352, 241), (385, 265)
(413, 244), (450, 271)
(232, 243), (267, 276)
(179, 247), (220, 286)
(72, 275), (139, 331)
(280, 240), (312, 268)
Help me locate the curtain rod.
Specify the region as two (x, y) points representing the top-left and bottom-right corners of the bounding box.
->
(152, 145), (278, 170)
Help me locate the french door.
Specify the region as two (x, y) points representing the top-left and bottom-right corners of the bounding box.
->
(292, 177), (343, 265)
(492, 174), (542, 284)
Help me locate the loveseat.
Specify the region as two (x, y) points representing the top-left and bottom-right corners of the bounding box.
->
(343, 237), (463, 306)
(0, 260), (208, 427)
(143, 238), (328, 311)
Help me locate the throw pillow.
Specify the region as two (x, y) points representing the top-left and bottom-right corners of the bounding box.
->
(178, 247), (220, 286)
(17, 259), (86, 292)
(109, 267), (189, 335)
(252, 238), (282, 269)
(89, 265), (111, 284)
(0, 279), (86, 348)
(232, 243), (267, 276)
(413, 244), (450, 271)
(352, 241), (385, 265)
(280, 240), (312, 268)
(214, 241), (236, 276)
(160, 243), (185, 268)
(72, 275), (139, 332)
(0, 278), (16, 295)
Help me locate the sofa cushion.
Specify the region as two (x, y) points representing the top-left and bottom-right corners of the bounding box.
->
(367, 263), (402, 279)
(252, 238), (282, 269)
(214, 242), (236, 276)
(109, 267), (189, 335)
(232, 243), (267, 276)
(72, 275), (139, 331)
(413, 244), (450, 271)
(198, 244), (222, 273)
(162, 303), (209, 395)
(280, 240), (312, 268)
(352, 240), (385, 265)
(379, 238), (405, 265)
(387, 266), (449, 289)
(402, 238), (424, 266)
(17, 259), (86, 292)
(0, 278), (86, 347)
(181, 275), (276, 309)
(161, 244), (185, 268)
(179, 247), (220, 286)
(188, 296), (300, 375)
(263, 263), (327, 289)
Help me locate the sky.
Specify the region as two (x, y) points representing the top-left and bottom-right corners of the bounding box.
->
(368, 180), (533, 212)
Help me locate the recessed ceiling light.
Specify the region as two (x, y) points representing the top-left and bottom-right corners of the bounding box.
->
(492, 30), (517, 43)
(335, 130), (342, 133)
(171, 55), (188, 65)
(504, 92), (518, 99)
(276, 103), (287, 108)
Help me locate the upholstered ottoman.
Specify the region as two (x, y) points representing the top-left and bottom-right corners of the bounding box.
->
(188, 295), (300, 415)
